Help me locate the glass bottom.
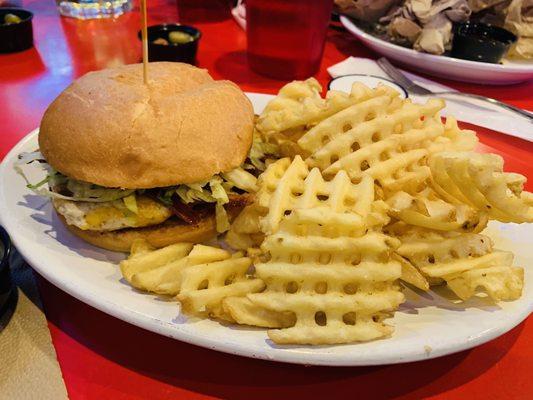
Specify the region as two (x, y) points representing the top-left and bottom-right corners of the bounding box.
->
(57, 0), (133, 19)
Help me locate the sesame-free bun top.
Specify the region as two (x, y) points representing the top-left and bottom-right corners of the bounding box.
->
(39, 62), (254, 189)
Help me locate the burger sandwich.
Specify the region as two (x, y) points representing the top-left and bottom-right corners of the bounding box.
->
(17, 62), (275, 252)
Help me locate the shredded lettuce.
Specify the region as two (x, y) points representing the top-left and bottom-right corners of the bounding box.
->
(16, 149), (262, 233)
(247, 134), (280, 171)
(26, 175), (51, 190)
(15, 151), (134, 203)
(157, 172), (256, 232)
(209, 176), (229, 204)
(222, 167), (258, 193)
(123, 194), (138, 214)
(210, 177), (230, 232)
(215, 202), (230, 232)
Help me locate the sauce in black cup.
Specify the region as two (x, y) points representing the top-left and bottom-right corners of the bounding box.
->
(451, 22), (517, 64)
(138, 24), (201, 65)
(0, 8), (33, 53)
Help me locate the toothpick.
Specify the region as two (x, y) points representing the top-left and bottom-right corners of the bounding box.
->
(140, 0), (149, 85)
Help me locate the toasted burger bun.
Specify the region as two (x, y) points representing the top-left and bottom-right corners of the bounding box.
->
(39, 62), (254, 189)
(56, 203), (245, 252)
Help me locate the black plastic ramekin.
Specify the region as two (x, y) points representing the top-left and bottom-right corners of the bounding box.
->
(138, 24), (201, 65)
(451, 22), (517, 64)
(0, 8), (34, 53)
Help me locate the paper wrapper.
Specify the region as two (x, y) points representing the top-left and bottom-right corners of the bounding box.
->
(468, 0), (533, 59)
(0, 252), (68, 399)
(381, 0), (471, 54)
(505, 0), (533, 59)
(335, 0), (400, 22)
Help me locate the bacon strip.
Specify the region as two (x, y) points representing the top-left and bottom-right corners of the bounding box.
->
(169, 193), (252, 226)
(170, 194), (201, 225)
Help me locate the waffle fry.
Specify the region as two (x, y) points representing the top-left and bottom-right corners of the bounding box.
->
(396, 231), (524, 301)
(386, 188), (487, 233)
(120, 242), (193, 282)
(225, 203), (265, 250)
(426, 117), (478, 154)
(430, 152), (533, 223)
(255, 81), (403, 159)
(120, 240), (264, 317)
(392, 253), (430, 291)
(248, 211), (404, 345)
(299, 98), (446, 188)
(222, 297), (296, 328)
(256, 156), (386, 234)
(177, 255), (264, 315)
(118, 80), (530, 347)
(256, 79), (400, 135)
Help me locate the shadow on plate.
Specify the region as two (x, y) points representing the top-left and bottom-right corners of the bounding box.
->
(17, 194), (124, 263)
(399, 284), (502, 314)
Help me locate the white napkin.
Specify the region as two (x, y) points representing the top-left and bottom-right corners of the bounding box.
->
(231, 0), (246, 30)
(328, 57), (533, 142)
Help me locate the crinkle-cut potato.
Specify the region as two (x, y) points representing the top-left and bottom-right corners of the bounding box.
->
(222, 297), (296, 328)
(298, 97), (476, 191)
(392, 253), (430, 291)
(430, 152), (533, 224)
(248, 211), (404, 345)
(117, 80), (530, 347)
(445, 265), (524, 302)
(256, 78), (400, 136)
(427, 117), (478, 154)
(396, 231), (524, 301)
(386, 187), (488, 233)
(286, 83), (475, 195)
(225, 203), (265, 251)
(120, 240), (264, 319)
(256, 156), (388, 235)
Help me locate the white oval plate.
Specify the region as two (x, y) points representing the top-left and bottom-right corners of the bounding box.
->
(0, 93), (532, 366)
(340, 16), (533, 85)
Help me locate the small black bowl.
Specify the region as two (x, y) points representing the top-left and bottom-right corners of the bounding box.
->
(138, 24), (201, 65)
(0, 8), (34, 54)
(0, 227), (13, 315)
(451, 22), (517, 64)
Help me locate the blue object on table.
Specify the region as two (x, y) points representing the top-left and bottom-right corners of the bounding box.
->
(0, 226), (13, 315)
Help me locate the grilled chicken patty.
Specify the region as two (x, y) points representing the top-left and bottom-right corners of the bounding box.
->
(53, 195), (172, 231)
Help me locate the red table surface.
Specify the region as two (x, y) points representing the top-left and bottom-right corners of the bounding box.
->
(1, 1), (532, 399)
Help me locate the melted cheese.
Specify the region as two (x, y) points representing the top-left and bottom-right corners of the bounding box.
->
(53, 196), (172, 231)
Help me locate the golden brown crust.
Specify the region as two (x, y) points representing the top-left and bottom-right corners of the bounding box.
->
(39, 62), (254, 189)
(60, 214), (218, 252)
(56, 201), (246, 252)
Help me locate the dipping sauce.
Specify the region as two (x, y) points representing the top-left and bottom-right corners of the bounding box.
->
(0, 8), (34, 53)
(153, 31), (194, 46)
(451, 22), (517, 64)
(3, 13), (22, 25)
(140, 24), (201, 64)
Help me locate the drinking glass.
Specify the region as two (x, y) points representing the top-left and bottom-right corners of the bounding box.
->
(246, 0), (333, 80)
(56, 0), (133, 19)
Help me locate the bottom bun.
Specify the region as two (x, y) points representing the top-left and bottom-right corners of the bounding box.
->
(57, 204), (245, 252)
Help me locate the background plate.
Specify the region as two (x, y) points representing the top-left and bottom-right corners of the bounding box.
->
(340, 16), (533, 85)
(0, 93), (531, 366)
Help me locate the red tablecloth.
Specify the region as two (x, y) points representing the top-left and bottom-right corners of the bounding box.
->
(1, 1), (532, 399)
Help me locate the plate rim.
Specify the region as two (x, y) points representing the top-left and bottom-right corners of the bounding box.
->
(1, 93), (532, 366)
(340, 15), (533, 74)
